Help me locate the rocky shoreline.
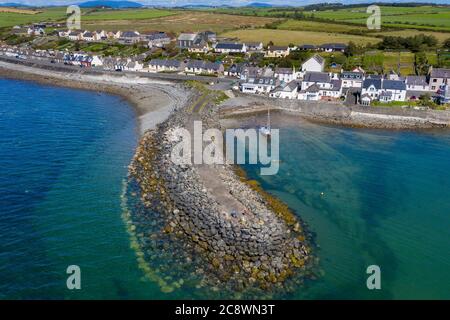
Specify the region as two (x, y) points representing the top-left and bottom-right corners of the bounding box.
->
(220, 95), (450, 130)
(128, 98), (316, 295)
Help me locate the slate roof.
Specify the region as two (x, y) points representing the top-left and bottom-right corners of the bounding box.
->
(330, 79), (342, 91)
(341, 71), (364, 80)
(215, 42), (244, 51)
(430, 68), (450, 79)
(320, 43), (347, 50)
(305, 84), (320, 93)
(186, 60), (222, 71)
(227, 62), (248, 74)
(149, 59), (181, 68)
(406, 76), (428, 86)
(246, 77), (279, 86)
(121, 31), (139, 38)
(299, 44), (316, 50)
(363, 78), (382, 90)
(275, 67), (294, 75)
(383, 80), (406, 91)
(268, 46), (289, 51)
(303, 71), (330, 83)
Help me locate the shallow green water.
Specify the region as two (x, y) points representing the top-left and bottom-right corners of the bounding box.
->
(241, 116), (450, 299)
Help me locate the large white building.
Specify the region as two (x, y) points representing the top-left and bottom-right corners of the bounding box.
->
(361, 78), (407, 105)
(301, 55), (325, 73)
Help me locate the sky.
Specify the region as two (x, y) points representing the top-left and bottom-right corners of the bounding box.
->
(1, 0), (449, 6)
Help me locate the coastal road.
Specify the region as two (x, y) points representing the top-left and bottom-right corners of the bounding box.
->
(0, 55), (236, 88)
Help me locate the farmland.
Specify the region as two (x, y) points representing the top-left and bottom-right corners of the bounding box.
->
(81, 11), (278, 34)
(0, 7), (41, 14)
(220, 29), (381, 46)
(301, 5), (450, 32)
(0, 7), (67, 28)
(81, 9), (177, 21)
(275, 19), (368, 34)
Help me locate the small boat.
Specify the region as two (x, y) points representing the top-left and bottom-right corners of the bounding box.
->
(259, 107), (271, 136)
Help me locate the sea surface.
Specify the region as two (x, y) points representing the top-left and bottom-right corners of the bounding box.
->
(1, 78), (449, 299)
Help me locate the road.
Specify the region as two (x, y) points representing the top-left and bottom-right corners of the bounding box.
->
(0, 55), (237, 88)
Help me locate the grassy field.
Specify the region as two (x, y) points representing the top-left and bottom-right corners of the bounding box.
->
(220, 29), (381, 46)
(376, 29), (450, 44)
(0, 7), (41, 14)
(302, 5), (450, 32)
(275, 19), (368, 34)
(81, 9), (177, 21)
(0, 7), (67, 28)
(82, 11), (278, 33)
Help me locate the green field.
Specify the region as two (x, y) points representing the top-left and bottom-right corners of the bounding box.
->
(302, 5), (450, 32)
(376, 29), (450, 44)
(82, 11), (277, 33)
(276, 19), (367, 34)
(0, 7), (67, 28)
(221, 28), (380, 46)
(81, 9), (177, 21)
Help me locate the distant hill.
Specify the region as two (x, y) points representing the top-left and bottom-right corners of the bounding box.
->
(245, 2), (273, 7)
(78, 1), (143, 8)
(0, 2), (31, 7)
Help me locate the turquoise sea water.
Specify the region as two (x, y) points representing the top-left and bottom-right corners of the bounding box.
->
(1, 78), (449, 299)
(241, 114), (450, 299)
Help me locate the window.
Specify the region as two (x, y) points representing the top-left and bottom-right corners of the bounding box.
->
(433, 79), (437, 83)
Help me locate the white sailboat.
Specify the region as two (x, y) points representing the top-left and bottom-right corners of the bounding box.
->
(259, 107), (271, 137)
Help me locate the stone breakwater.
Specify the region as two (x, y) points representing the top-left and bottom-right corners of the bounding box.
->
(128, 102), (315, 293)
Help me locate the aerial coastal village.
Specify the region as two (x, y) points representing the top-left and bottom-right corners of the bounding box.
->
(1, 6), (450, 108)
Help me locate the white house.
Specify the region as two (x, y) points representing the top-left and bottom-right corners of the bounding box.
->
(240, 66), (274, 81)
(341, 71), (365, 89)
(82, 31), (96, 42)
(214, 42), (247, 54)
(405, 76), (430, 92)
(94, 30), (107, 40)
(91, 55), (103, 67)
(107, 30), (122, 39)
(265, 46), (290, 58)
(270, 81), (299, 99)
(299, 72), (342, 101)
(68, 31), (82, 41)
(185, 60), (224, 75)
(144, 32), (171, 48)
(301, 55), (325, 73)
(147, 59), (184, 73)
(27, 27), (45, 36)
(361, 78), (407, 104)
(246, 42), (264, 52)
(274, 67), (300, 83)
(126, 59), (144, 72)
(240, 77), (280, 94)
(301, 72), (332, 91)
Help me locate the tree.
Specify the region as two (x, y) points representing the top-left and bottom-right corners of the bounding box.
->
(345, 41), (358, 57)
(415, 52), (429, 75)
(419, 93), (433, 107)
(444, 38), (450, 50)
